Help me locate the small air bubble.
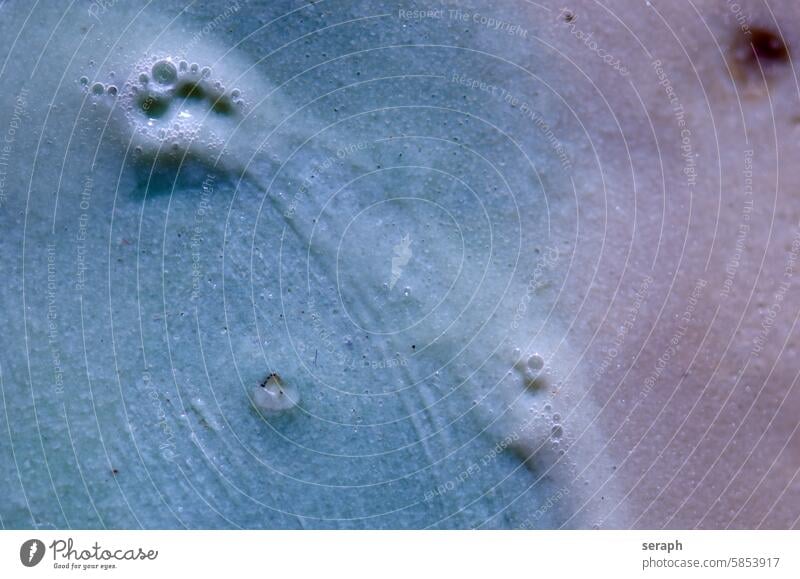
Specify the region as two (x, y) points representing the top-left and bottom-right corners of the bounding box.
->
(107, 85), (118, 96)
(79, 76), (89, 86)
(91, 82), (105, 95)
(527, 354), (544, 371)
(152, 60), (177, 85)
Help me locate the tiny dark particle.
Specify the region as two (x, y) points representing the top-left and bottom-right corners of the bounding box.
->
(260, 372), (282, 388)
(749, 27), (789, 63)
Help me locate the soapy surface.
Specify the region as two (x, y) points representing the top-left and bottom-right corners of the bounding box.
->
(0, 0), (798, 529)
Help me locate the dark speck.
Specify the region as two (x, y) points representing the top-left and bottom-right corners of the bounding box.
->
(749, 27), (789, 63)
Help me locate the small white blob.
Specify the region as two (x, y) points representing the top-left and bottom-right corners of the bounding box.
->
(253, 373), (300, 413)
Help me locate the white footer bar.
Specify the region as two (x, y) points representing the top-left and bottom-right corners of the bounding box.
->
(1, 531), (796, 578)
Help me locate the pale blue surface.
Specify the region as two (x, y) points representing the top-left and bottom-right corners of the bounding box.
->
(0, 0), (594, 529)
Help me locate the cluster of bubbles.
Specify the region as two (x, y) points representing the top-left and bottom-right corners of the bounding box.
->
(512, 347), (546, 388)
(79, 75), (117, 97)
(79, 56), (246, 159)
